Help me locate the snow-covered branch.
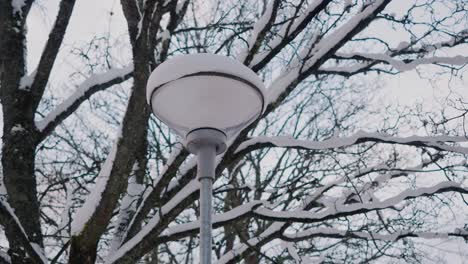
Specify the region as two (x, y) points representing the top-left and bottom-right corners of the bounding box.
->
(266, 0), (391, 107)
(281, 227), (468, 242)
(236, 131), (468, 154)
(70, 136), (121, 236)
(121, 147), (190, 244)
(218, 181), (467, 262)
(335, 52), (468, 72)
(35, 66), (133, 138)
(248, 0), (330, 71)
(238, 0), (280, 65)
(158, 201), (264, 242)
(253, 182), (467, 223)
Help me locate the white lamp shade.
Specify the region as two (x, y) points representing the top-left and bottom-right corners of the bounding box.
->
(147, 53), (265, 138)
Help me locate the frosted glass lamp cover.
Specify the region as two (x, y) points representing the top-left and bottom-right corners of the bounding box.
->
(146, 53), (266, 139)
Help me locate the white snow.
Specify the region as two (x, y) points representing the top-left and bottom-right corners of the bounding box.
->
(19, 69), (37, 91)
(396, 41), (410, 50)
(70, 135), (121, 236)
(175, 0), (187, 13)
(267, 0), (386, 104)
(236, 131), (468, 154)
(283, 227), (465, 241)
(160, 201), (264, 238)
(109, 174), (144, 254)
(0, 199), (47, 262)
(218, 222), (286, 263)
(10, 124), (25, 134)
(35, 65), (133, 132)
(254, 181), (464, 221)
(160, 29), (170, 42)
(30, 243), (47, 263)
(106, 179), (200, 263)
(11, 0), (26, 16)
(336, 52), (468, 72)
(283, 242), (301, 262)
(319, 63), (371, 74)
(238, 1), (275, 62)
(249, 0), (326, 67)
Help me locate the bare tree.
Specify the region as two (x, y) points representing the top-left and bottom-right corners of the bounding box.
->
(0, 0), (467, 263)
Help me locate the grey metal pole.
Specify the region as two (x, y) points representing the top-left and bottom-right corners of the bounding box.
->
(197, 144), (216, 264)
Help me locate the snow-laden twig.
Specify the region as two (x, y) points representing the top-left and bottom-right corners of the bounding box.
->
(336, 52), (468, 72)
(236, 131), (468, 154)
(158, 201), (264, 240)
(266, 0), (388, 104)
(248, 0), (329, 69)
(238, 0), (277, 63)
(281, 227), (468, 241)
(218, 222), (286, 264)
(219, 181), (466, 261)
(254, 182), (467, 222)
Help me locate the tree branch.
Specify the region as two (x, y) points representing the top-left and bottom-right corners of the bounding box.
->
(29, 0), (77, 110)
(35, 65), (133, 139)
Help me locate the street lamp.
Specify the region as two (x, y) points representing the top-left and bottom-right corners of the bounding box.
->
(146, 53), (265, 264)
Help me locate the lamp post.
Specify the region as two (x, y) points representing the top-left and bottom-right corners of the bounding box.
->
(147, 53), (265, 264)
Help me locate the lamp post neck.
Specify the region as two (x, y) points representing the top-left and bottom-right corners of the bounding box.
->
(187, 128), (226, 264)
(197, 145), (216, 264)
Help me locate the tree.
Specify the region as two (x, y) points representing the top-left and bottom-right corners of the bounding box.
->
(0, 0), (467, 263)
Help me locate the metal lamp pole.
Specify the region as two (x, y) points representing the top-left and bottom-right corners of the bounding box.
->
(187, 129), (227, 264)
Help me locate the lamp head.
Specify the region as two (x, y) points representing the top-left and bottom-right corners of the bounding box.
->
(147, 53), (265, 151)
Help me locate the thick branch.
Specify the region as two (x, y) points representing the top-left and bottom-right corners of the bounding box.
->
(30, 0), (77, 110)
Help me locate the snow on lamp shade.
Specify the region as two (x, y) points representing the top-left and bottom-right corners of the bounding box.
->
(147, 53), (266, 139)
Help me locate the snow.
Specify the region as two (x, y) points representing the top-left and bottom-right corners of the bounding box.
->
(254, 181), (464, 221)
(146, 53), (266, 105)
(175, 0), (187, 13)
(126, 147), (185, 233)
(30, 243), (47, 263)
(238, 1), (275, 62)
(249, 0), (326, 67)
(283, 242), (301, 262)
(0, 199), (47, 262)
(19, 69), (37, 90)
(218, 222), (286, 263)
(236, 131), (468, 154)
(160, 29), (170, 42)
(36, 65), (133, 132)
(319, 63), (371, 74)
(70, 135), (121, 236)
(106, 180), (200, 263)
(337, 52), (468, 72)
(283, 227), (467, 242)
(160, 201), (264, 237)
(109, 174), (144, 254)
(10, 124), (25, 134)
(396, 41), (410, 50)
(266, 0), (386, 104)
(11, 0), (26, 16)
